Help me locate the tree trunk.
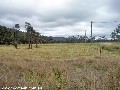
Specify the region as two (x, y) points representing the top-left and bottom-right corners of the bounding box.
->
(29, 41), (31, 49)
(15, 43), (18, 49)
(31, 44), (32, 49)
(14, 41), (18, 49)
(36, 43), (38, 48)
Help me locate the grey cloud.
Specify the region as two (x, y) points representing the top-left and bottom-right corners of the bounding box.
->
(0, 0), (119, 37)
(108, 0), (120, 13)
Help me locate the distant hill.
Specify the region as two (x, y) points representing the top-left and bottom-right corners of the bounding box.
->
(52, 37), (66, 41)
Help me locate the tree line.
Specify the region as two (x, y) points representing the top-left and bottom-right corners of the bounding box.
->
(0, 22), (54, 49)
(0, 22), (120, 48)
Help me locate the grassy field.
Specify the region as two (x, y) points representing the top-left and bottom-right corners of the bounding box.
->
(0, 43), (120, 90)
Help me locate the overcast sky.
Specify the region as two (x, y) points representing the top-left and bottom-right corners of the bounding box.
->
(0, 0), (120, 38)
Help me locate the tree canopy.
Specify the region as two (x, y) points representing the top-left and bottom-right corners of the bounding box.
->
(111, 24), (120, 42)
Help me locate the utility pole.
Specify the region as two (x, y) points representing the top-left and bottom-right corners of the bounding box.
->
(85, 30), (86, 43)
(91, 21), (93, 43)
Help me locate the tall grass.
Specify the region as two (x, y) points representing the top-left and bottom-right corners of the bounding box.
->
(0, 43), (120, 89)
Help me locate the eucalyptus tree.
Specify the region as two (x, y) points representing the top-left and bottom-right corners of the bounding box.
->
(25, 22), (34, 49)
(111, 24), (120, 42)
(0, 25), (6, 44)
(0, 25), (13, 45)
(116, 24), (120, 42)
(14, 24), (20, 49)
(34, 32), (40, 48)
(111, 30), (116, 41)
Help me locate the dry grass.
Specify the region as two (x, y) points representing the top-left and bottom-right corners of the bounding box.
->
(0, 43), (120, 89)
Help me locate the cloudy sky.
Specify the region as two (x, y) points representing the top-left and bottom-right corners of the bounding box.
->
(0, 0), (120, 38)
